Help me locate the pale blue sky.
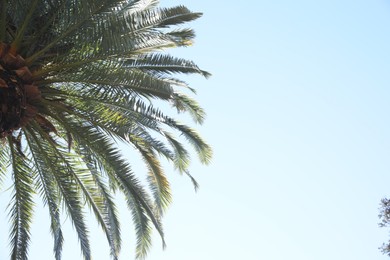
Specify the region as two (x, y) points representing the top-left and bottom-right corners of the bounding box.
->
(2, 0), (390, 259)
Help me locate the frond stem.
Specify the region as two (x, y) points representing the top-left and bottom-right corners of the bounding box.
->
(32, 40), (182, 78)
(26, 2), (109, 65)
(10, 0), (40, 54)
(37, 79), (172, 99)
(33, 56), (113, 78)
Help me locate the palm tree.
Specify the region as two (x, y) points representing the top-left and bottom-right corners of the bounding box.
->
(0, 0), (211, 259)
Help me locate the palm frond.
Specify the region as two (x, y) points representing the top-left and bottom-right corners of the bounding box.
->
(0, 141), (9, 188)
(163, 131), (190, 173)
(73, 123), (165, 259)
(25, 125), (91, 260)
(25, 131), (64, 260)
(0, 0), (211, 259)
(169, 122), (212, 165)
(8, 135), (34, 260)
(123, 53), (211, 78)
(171, 92), (207, 124)
(131, 138), (172, 214)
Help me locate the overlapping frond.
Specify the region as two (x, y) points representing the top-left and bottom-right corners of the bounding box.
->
(0, 0), (211, 259)
(25, 131), (64, 260)
(25, 126), (91, 260)
(8, 135), (34, 260)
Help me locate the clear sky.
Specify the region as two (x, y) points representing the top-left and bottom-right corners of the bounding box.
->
(2, 0), (390, 259)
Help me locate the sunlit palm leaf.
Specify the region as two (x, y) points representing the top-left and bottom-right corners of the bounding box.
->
(0, 0), (210, 259)
(8, 135), (34, 260)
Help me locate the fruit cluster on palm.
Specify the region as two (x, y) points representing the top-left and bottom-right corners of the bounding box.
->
(0, 0), (211, 259)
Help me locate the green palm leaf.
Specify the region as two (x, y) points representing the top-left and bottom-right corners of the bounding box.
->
(0, 0), (211, 259)
(8, 135), (35, 260)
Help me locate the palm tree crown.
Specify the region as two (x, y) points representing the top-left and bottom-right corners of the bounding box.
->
(0, 0), (211, 259)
